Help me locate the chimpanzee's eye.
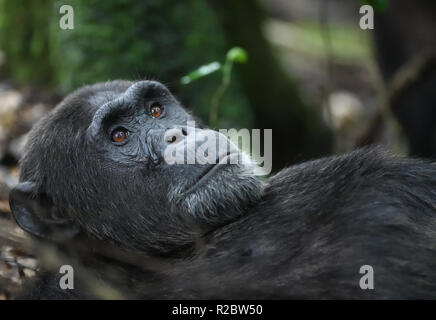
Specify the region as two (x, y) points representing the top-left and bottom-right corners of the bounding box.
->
(150, 103), (163, 118)
(111, 127), (128, 143)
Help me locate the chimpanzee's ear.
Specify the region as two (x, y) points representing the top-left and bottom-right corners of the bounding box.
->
(9, 182), (80, 241)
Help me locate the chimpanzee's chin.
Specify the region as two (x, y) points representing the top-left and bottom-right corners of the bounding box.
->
(172, 160), (264, 226)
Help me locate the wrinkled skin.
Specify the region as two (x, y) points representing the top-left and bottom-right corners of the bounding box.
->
(9, 81), (436, 299)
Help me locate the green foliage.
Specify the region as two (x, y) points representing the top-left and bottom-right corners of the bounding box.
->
(0, 0), (254, 129)
(180, 46), (248, 127)
(50, 0), (252, 128)
(0, 0), (252, 128)
(0, 0), (55, 86)
(180, 62), (221, 85)
(226, 47), (248, 63)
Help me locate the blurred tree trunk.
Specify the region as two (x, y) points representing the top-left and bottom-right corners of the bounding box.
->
(209, 0), (332, 170)
(0, 0), (54, 86)
(374, 0), (436, 158)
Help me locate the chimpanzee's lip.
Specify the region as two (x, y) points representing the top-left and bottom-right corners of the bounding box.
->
(179, 152), (239, 196)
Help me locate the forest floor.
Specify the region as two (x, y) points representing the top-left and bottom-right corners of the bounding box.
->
(0, 79), (59, 299)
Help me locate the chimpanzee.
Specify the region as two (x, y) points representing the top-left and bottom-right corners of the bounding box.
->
(9, 80), (436, 299)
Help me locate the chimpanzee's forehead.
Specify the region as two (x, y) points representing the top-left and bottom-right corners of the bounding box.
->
(55, 80), (176, 129)
(88, 90), (121, 109)
(68, 81), (133, 117)
(80, 80), (171, 112)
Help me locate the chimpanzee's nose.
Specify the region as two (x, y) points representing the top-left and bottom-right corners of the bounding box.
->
(164, 127), (188, 145)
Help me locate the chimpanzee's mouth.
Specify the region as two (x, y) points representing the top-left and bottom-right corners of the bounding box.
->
(179, 151), (239, 197)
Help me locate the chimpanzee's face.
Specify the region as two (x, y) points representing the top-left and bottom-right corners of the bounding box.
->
(10, 80), (263, 254)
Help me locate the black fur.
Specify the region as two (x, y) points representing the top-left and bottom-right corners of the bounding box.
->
(9, 80), (436, 299)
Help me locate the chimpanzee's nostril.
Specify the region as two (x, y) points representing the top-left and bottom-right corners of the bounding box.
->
(164, 127), (185, 144)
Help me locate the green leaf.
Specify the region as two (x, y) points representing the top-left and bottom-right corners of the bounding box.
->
(226, 47), (248, 63)
(180, 61), (221, 85)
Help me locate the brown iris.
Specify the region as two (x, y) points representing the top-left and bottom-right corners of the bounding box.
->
(111, 128), (128, 143)
(150, 104), (163, 118)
